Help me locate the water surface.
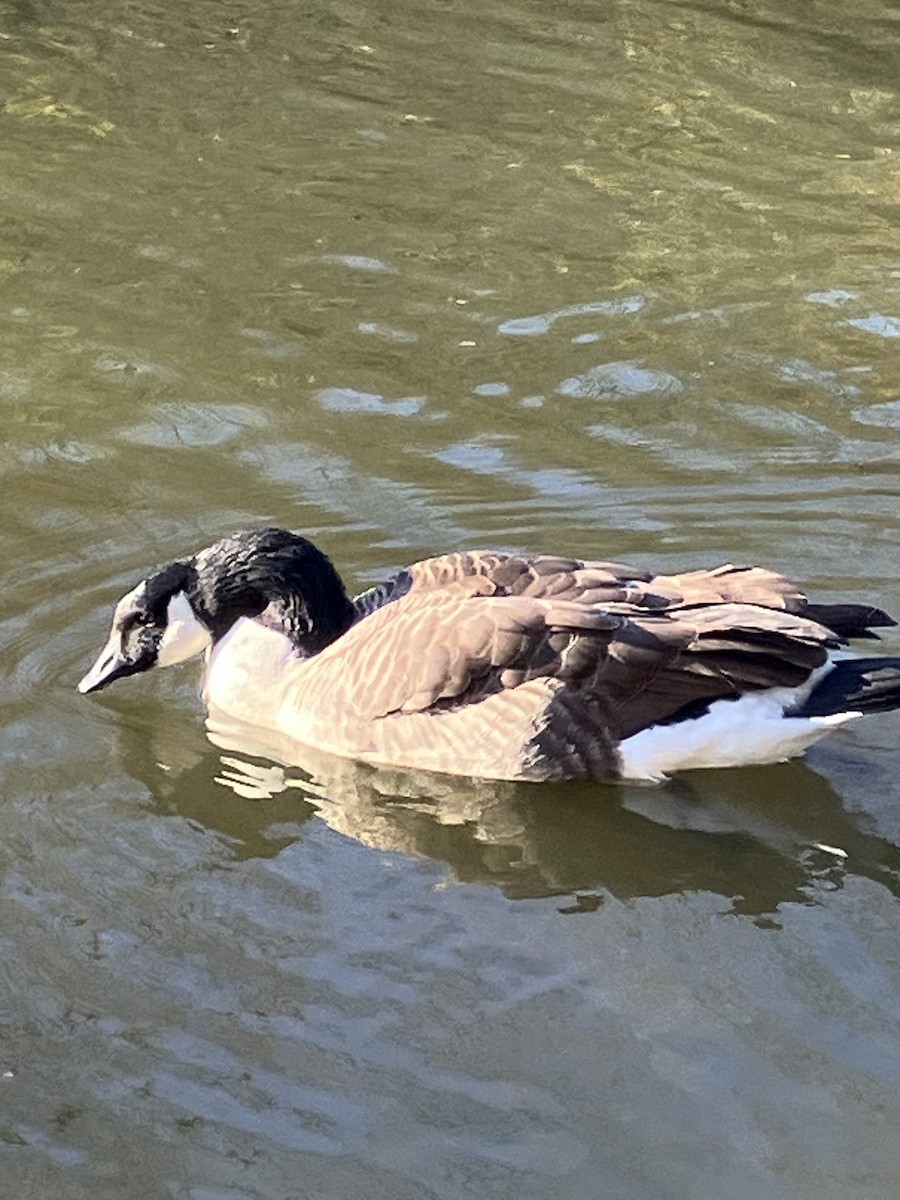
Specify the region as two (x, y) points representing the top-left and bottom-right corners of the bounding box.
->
(4, 1), (900, 1197)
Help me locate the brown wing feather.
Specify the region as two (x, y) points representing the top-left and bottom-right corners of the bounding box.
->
(332, 580), (836, 726)
(335, 591), (622, 721)
(391, 552), (807, 614)
(606, 605), (835, 738)
(650, 564), (806, 610)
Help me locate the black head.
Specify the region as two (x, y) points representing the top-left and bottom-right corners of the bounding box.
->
(77, 560), (201, 693)
(78, 528), (356, 695)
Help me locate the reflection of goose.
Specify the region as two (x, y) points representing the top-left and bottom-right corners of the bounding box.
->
(79, 527), (900, 782)
(205, 716), (900, 915)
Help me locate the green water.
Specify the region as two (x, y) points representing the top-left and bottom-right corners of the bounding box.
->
(4, 1), (900, 1196)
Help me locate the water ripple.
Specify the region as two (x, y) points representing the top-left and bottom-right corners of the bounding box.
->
(498, 296), (644, 337)
(557, 361), (682, 399)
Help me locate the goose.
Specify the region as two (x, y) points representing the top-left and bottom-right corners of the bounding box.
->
(77, 527), (900, 783)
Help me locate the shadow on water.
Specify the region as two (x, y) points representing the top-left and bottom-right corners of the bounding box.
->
(111, 694), (900, 921)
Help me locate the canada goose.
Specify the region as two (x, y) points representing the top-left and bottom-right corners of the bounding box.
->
(78, 527), (900, 782)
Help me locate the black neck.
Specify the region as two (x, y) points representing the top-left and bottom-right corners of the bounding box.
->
(188, 528), (357, 656)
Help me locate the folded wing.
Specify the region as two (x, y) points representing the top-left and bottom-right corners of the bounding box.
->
(323, 584), (840, 743)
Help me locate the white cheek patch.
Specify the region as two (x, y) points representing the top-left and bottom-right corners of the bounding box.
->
(156, 591), (212, 667)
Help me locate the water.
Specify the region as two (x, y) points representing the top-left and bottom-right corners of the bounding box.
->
(4, 0), (900, 1196)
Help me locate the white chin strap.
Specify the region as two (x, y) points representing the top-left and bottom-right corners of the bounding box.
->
(156, 591), (212, 667)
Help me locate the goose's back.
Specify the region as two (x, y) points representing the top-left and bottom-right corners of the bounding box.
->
(354, 550), (807, 617)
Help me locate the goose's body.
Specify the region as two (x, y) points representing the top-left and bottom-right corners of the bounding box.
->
(78, 528), (900, 782)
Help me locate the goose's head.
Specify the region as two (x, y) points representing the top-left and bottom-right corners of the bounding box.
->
(78, 527), (356, 694)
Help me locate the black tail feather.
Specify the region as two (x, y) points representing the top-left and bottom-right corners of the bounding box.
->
(795, 657), (900, 718)
(803, 603), (897, 641)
